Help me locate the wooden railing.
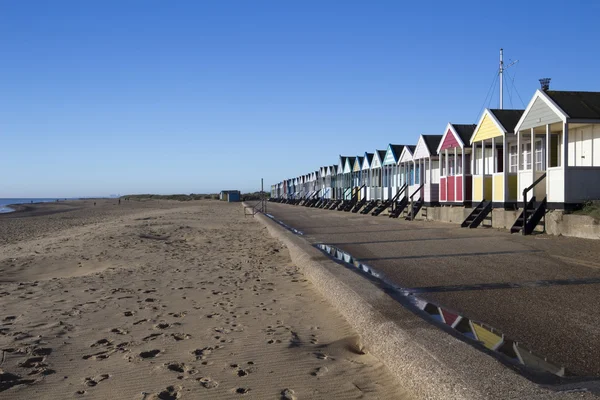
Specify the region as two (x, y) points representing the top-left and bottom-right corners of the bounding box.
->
(522, 173), (546, 236)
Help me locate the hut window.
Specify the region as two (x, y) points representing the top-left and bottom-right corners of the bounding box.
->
(549, 133), (561, 168)
(509, 144), (518, 173)
(521, 142), (532, 170)
(535, 140), (546, 171)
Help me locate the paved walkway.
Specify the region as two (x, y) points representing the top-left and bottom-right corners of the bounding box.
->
(265, 202), (600, 378)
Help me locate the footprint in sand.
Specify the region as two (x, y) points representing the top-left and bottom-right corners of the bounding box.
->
(281, 388), (297, 400)
(148, 385), (181, 399)
(197, 377), (218, 389)
(18, 357), (46, 369)
(91, 338), (112, 347)
(191, 347), (213, 360)
(139, 349), (161, 359)
(164, 361), (187, 373)
(0, 370), (35, 390)
(84, 373), (110, 387)
(170, 333), (191, 341)
(82, 350), (112, 360)
(311, 366), (329, 377)
(31, 347), (52, 356)
(142, 333), (162, 341)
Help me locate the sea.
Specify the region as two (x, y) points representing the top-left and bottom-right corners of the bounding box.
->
(0, 198), (70, 214)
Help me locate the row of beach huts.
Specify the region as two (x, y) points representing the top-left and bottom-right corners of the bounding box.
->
(270, 86), (600, 234)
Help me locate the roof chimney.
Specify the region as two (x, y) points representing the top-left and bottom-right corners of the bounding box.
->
(539, 78), (551, 91)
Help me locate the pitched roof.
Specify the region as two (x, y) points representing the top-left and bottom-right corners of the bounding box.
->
(339, 156), (347, 166)
(488, 109), (524, 132)
(389, 144), (406, 160)
(364, 152), (374, 164)
(545, 90), (600, 119)
(356, 156), (364, 165)
(422, 135), (443, 154)
(452, 124), (477, 143)
(406, 145), (416, 153)
(347, 156), (356, 166)
(376, 150), (386, 161)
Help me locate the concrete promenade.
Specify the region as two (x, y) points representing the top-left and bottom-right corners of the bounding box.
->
(265, 202), (600, 379)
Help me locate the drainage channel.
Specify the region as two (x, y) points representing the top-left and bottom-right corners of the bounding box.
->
(265, 213), (304, 236)
(314, 243), (588, 385)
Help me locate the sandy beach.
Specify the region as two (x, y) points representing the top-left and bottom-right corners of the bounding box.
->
(0, 199), (407, 399)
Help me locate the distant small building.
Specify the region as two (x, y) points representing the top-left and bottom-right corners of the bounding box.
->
(220, 190), (241, 202)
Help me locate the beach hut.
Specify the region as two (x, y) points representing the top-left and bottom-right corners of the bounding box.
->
(362, 153), (374, 200)
(352, 156), (364, 200)
(323, 165), (333, 199)
(437, 123), (477, 205)
(413, 134), (443, 206)
(382, 144), (406, 200)
(398, 145), (417, 198)
(470, 109), (524, 207)
(513, 89), (600, 209)
(370, 150), (386, 200)
(219, 190), (240, 202)
(338, 156), (355, 200)
(335, 158), (347, 199)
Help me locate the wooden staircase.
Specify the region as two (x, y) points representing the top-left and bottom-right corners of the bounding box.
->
(461, 200), (493, 228)
(360, 200), (378, 214)
(389, 196), (409, 218)
(351, 198), (367, 213)
(511, 173), (547, 235)
(511, 197), (547, 235)
(328, 199), (342, 210)
(371, 199), (392, 216)
(405, 199), (424, 221)
(343, 185), (364, 212)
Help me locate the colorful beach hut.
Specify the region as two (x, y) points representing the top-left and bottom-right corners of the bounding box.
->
(362, 152), (374, 200)
(470, 109), (524, 207)
(352, 156), (364, 200)
(382, 144), (406, 200)
(413, 134), (443, 206)
(437, 123), (477, 205)
(514, 89), (600, 208)
(398, 145), (417, 199)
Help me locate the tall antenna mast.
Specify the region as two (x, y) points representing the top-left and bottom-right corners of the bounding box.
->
(498, 48), (519, 109)
(499, 48), (504, 109)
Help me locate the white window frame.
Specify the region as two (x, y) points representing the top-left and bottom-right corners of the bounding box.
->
(521, 142), (532, 170)
(509, 144), (518, 173)
(535, 139), (546, 171)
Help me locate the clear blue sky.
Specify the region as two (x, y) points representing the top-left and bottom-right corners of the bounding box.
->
(2, 1), (599, 197)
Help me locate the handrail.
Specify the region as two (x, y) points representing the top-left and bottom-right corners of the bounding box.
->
(392, 183), (408, 202)
(408, 183), (424, 220)
(522, 173), (546, 236)
(352, 184), (366, 201)
(342, 187), (351, 200)
(390, 183), (407, 212)
(410, 183), (425, 200)
(523, 173), (547, 197)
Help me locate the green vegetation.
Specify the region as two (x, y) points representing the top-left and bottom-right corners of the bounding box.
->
(121, 192), (271, 202)
(241, 191), (269, 201)
(573, 201), (600, 220)
(122, 194), (218, 201)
